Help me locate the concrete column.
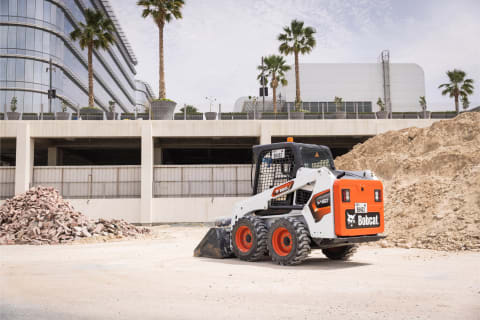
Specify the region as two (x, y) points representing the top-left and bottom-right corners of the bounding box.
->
(15, 122), (33, 194)
(47, 147), (58, 166)
(260, 122), (271, 145)
(153, 147), (162, 165)
(140, 122), (153, 225)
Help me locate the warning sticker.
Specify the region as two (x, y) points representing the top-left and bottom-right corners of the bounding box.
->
(272, 149), (285, 159)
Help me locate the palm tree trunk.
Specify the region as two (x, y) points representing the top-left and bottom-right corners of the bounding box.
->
(272, 74), (277, 114)
(294, 51), (300, 110)
(158, 22), (166, 99)
(88, 42), (94, 108)
(454, 94), (459, 113)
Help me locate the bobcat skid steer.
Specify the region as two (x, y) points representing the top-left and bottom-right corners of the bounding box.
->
(194, 140), (385, 265)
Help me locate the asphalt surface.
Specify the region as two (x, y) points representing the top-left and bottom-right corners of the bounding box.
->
(1, 226), (479, 319)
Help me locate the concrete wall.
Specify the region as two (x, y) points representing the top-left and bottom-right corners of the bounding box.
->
(152, 197), (244, 223)
(277, 63), (425, 112)
(70, 199), (141, 222)
(1, 196), (243, 224)
(71, 198), (246, 224)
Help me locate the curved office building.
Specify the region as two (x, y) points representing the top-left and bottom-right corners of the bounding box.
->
(0, 0), (154, 114)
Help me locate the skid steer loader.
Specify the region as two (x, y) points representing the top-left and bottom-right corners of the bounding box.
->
(194, 140), (385, 265)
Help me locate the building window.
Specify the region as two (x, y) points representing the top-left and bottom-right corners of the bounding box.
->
(8, 0), (17, 16)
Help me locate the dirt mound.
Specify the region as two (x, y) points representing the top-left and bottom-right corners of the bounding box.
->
(335, 112), (480, 251)
(0, 186), (149, 245)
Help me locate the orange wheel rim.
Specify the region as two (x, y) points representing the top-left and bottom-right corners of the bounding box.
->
(235, 226), (253, 253)
(272, 227), (293, 256)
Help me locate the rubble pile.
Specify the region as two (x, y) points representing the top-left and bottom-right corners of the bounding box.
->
(335, 112), (480, 251)
(0, 186), (149, 245)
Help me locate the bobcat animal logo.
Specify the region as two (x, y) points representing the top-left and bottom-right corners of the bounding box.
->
(347, 212), (356, 227)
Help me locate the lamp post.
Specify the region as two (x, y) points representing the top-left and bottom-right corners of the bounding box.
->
(205, 96), (216, 112)
(261, 56), (265, 112)
(46, 58), (56, 114)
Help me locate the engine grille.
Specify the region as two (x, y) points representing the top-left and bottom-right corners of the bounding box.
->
(295, 189), (312, 205)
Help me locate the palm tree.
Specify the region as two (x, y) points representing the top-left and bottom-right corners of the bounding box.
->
(419, 96), (427, 111)
(257, 55), (291, 113)
(179, 105), (199, 114)
(137, 0), (185, 99)
(438, 69), (474, 113)
(278, 20), (316, 110)
(70, 9), (115, 108)
(334, 96), (343, 112)
(376, 97), (385, 111)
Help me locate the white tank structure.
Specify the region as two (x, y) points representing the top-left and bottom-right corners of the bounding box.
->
(275, 62), (426, 113)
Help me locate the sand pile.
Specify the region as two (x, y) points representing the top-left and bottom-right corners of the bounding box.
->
(335, 112), (480, 251)
(0, 186), (149, 245)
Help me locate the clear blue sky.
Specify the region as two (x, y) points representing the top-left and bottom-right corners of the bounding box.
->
(110, 0), (480, 112)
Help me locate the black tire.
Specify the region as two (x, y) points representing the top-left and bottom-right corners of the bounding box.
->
(322, 245), (358, 260)
(232, 216), (268, 261)
(267, 217), (311, 266)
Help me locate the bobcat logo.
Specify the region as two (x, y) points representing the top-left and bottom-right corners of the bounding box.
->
(347, 212), (356, 227)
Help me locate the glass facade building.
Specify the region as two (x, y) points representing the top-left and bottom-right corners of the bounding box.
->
(0, 0), (154, 113)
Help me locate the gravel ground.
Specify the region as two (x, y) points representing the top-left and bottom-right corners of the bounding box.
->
(1, 225), (479, 320)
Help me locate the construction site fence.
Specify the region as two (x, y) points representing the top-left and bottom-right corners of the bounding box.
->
(153, 165), (252, 197)
(31, 166), (141, 199)
(0, 167), (15, 199)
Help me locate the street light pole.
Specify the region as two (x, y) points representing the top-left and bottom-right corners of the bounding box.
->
(261, 56), (265, 112)
(46, 58), (56, 113)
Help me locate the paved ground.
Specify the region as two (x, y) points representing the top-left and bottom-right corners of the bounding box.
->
(1, 226), (479, 320)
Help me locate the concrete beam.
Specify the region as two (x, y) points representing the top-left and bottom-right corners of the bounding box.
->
(260, 123), (271, 145)
(0, 119), (440, 139)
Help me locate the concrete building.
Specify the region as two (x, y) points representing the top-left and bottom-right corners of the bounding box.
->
(235, 52), (425, 114)
(0, 0), (154, 113)
(0, 118), (441, 223)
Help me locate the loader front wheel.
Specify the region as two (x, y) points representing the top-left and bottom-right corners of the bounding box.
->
(268, 217), (311, 265)
(232, 216), (268, 261)
(322, 245), (358, 260)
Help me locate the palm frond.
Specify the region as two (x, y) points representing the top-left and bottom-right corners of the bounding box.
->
(137, 0), (184, 25)
(277, 19), (316, 56)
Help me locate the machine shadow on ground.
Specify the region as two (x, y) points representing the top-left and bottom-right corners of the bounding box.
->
(194, 256), (371, 271)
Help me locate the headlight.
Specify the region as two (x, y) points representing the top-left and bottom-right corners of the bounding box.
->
(341, 189), (350, 202)
(374, 189), (382, 202)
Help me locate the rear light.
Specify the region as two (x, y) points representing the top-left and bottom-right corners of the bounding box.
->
(374, 189), (382, 202)
(341, 189), (350, 202)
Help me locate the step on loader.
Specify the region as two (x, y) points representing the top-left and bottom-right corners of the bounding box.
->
(194, 140), (385, 265)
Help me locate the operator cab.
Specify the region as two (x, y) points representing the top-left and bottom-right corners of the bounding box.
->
(252, 142), (335, 214)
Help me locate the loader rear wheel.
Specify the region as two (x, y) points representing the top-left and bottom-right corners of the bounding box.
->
(232, 216), (268, 261)
(322, 245), (358, 260)
(268, 217), (311, 266)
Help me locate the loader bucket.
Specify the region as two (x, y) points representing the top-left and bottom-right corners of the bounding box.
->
(194, 227), (234, 259)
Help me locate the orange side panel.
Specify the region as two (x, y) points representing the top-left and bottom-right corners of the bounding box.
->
(333, 179), (384, 236)
(308, 189), (331, 222)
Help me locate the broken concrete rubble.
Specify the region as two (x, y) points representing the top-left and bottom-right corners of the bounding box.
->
(0, 186), (149, 245)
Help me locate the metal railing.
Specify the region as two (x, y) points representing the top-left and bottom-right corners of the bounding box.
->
(32, 166), (141, 199)
(153, 165), (252, 197)
(0, 167), (15, 199)
(0, 111), (460, 121)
